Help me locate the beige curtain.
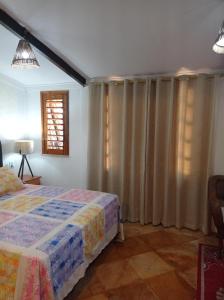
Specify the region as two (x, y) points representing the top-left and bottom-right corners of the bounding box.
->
(88, 75), (217, 233)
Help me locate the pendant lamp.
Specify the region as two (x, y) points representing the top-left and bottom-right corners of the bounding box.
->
(11, 39), (40, 69)
(213, 21), (224, 54)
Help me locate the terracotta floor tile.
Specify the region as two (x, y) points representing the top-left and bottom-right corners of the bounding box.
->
(83, 294), (109, 300)
(124, 223), (162, 238)
(95, 259), (140, 290)
(107, 280), (159, 300)
(195, 235), (218, 247)
(115, 236), (151, 259)
(66, 278), (92, 300)
(92, 242), (122, 266)
(156, 242), (197, 271)
(164, 227), (203, 239)
(67, 266), (104, 299)
(86, 269), (105, 295)
(128, 251), (173, 279)
(146, 271), (195, 300)
(140, 230), (197, 250)
(177, 267), (198, 289)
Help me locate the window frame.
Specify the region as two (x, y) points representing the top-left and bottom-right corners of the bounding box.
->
(41, 90), (69, 155)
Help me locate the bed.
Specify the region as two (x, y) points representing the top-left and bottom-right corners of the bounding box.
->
(0, 142), (120, 300)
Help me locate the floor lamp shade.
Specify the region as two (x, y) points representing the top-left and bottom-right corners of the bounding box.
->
(16, 140), (34, 154)
(16, 140), (34, 180)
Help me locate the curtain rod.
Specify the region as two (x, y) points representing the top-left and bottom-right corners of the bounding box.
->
(90, 70), (224, 84)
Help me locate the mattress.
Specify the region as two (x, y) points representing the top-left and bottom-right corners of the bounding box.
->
(0, 184), (119, 300)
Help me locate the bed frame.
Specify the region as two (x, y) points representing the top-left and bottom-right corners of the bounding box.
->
(0, 141), (3, 167)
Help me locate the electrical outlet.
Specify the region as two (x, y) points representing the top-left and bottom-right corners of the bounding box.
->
(6, 162), (14, 169)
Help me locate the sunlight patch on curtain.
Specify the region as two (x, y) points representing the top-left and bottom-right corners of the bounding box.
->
(177, 82), (194, 176)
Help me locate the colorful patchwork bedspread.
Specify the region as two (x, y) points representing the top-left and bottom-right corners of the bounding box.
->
(0, 185), (119, 300)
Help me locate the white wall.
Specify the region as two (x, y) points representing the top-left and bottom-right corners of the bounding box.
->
(26, 84), (89, 188)
(0, 74), (89, 188)
(0, 75), (28, 170)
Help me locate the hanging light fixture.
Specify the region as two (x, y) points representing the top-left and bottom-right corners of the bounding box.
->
(213, 21), (224, 54)
(11, 39), (40, 69)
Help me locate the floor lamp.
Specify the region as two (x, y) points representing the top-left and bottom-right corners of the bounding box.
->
(16, 140), (34, 180)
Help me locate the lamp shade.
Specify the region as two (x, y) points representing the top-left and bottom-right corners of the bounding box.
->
(213, 21), (224, 54)
(16, 140), (34, 154)
(11, 39), (40, 69)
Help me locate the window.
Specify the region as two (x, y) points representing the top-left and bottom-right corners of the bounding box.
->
(41, 91), (69, 155)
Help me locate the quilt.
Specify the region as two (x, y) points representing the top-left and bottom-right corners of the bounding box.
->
(0, 184), (119, 300)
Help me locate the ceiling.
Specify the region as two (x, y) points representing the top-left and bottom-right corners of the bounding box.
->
(0, 0), (224, 83)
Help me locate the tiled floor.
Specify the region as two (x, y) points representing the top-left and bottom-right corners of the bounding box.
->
(65, 223), (217, 300)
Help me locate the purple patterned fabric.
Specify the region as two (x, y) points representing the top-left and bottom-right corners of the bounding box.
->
(0, 215), (60, 247)
(0, 194), (14, 201)
(56, 189), (102, 203)
(30, 200), (85, 220)
(96, 194), (119, 232)
(27, 186), (69, 198)
(0, 211), (18, 225)
(10, 184), (41, 195)
(37, 224), (83, 295)
(0, 185), (41, 202)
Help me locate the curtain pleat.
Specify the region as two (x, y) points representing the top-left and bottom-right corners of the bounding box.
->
(88, 75), (217, 233)
(88, 83), (107, 191)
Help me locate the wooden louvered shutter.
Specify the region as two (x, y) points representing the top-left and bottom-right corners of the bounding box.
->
(41, 91), (69, 155)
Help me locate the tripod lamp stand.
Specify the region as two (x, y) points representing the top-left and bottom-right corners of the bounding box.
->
(16, 140), (34, 180)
